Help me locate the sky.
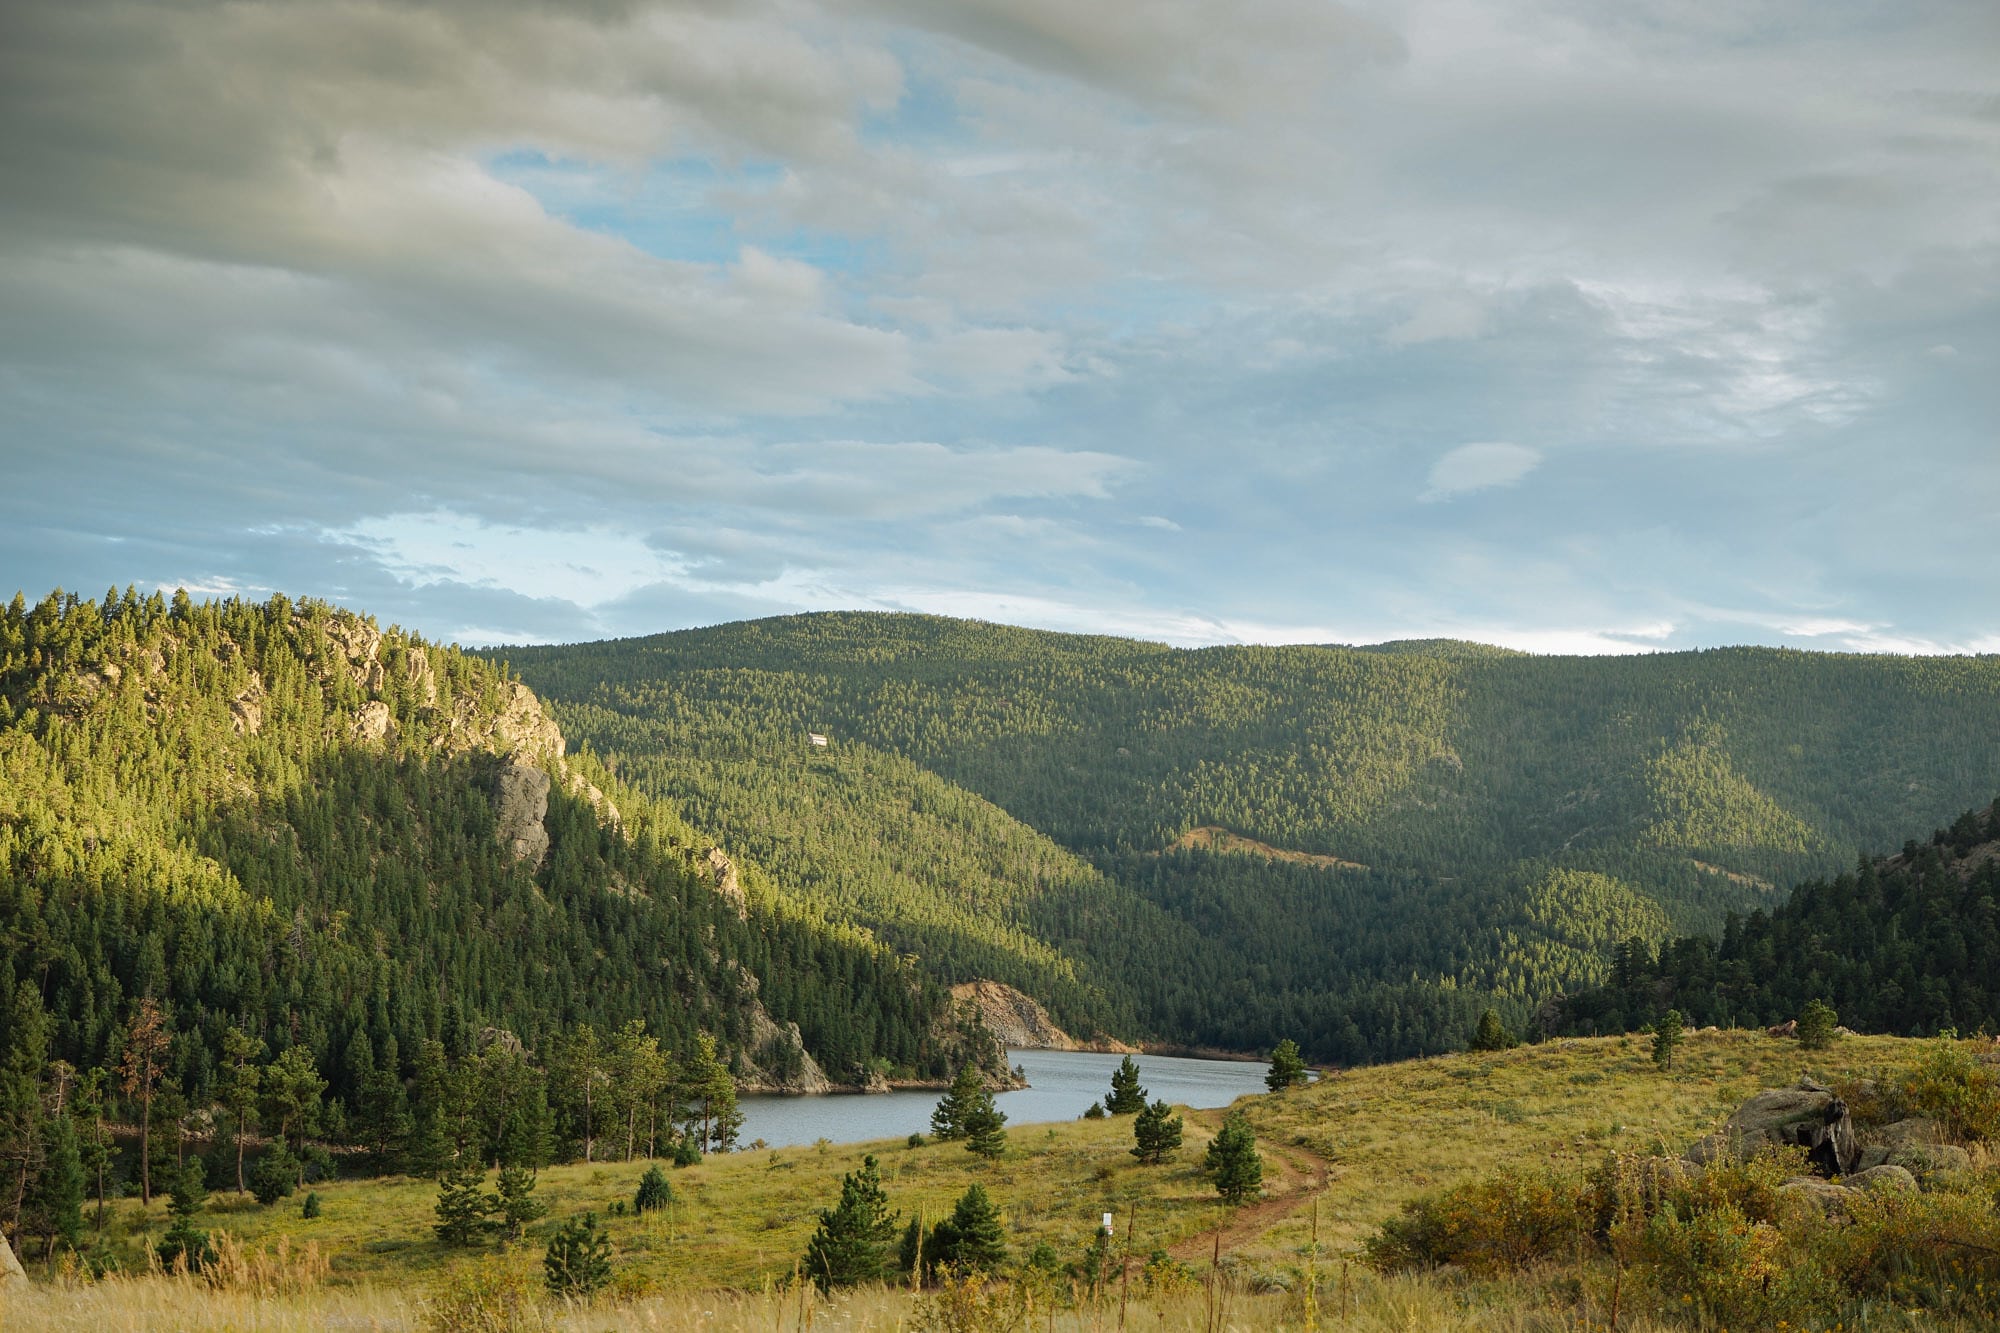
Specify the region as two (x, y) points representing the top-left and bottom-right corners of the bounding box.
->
(3, 0), (1997, 654)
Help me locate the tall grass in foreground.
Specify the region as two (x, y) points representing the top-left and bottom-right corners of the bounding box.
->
(0, 1267), (1709, 1332)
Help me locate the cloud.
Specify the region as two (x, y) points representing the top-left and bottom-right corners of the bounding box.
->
(1420, 443), (1545, 502)
(1, 0), (1997, 660)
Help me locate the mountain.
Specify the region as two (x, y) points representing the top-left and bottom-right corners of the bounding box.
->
(1555, 800), (2000, 1036)
(505, 612), (2000, 1063)
(0, 590), (995, 1120)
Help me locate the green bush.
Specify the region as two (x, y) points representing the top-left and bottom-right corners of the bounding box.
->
(250, 1146), (298, 1205)
(633, 1164), (671, 1214)
(544, 1212), (613, 1299)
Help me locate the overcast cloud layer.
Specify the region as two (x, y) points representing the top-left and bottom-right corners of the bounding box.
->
(3, 0), (1996, 653)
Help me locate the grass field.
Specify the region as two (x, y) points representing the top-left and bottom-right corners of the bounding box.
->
(0, 1028), (1963, 1331)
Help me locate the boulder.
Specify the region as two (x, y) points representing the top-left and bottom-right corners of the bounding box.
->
(1686, 1077), (1858, 1176)
(1886, 1141), (1971, 1185)
(1845, 1164), (1919, 1194)
(0, 1229), (24, 1286)
(1778, 1176), (1851, 1212)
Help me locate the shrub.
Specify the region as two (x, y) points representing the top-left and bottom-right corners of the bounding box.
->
(1365, 1163), (1594, 1275)
(1900, 1032), (2000, 1142)
(424, 1260), (548, 1332)
(300, 1191), (321, 1219)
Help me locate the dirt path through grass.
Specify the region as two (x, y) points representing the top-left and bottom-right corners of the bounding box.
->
(1163, 1108), (1329, 1264)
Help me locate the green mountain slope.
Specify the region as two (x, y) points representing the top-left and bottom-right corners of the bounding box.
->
(0, 591), (990, 1119)
(507, 613), (2000, 1065)
(1557, 800), (2000, 1036)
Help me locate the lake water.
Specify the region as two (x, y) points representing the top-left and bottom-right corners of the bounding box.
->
(737, 1049), (1273, 1150)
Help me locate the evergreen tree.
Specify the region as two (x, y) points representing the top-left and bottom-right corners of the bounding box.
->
(1266, 1038), (1309, 1089)
(156, 1161), (215, 1272)
(1651, 1009), (1685, 1070)
(930, 1064), (984, 1141)
(251, 1145), (299, 1205)
(1204, 1112), (1262, 1204)
(433, 1161), (497, 1246)
(961, 1086), (1008, 1160)
(0, 980), (50, 1234)
(803, 1154), (899, 1290)
(29, 1113), (85, 1258)
(1106, 1055), (1147, 1114)
(218, 1028), (264, 1194)
(117, 998), (172, 1207)
(262, 1045), (326, 1188)
(544, 1211), (613, 1298)
(634, 1164), (671, 1213)
(1131, 1098), (1184, 1164)
(496, 1164), (547, 1240)
(1798, 999), (1838, 1051)
(71, 1069), (114, 1233)
(1469, 1009), (1516, 1053)
(943, 1183), (1006, 1273)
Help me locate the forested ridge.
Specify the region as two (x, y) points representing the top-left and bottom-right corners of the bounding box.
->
(1557, 800), (2000, 1038)
(506, 612), (2000, 1064)
(0, 590), (996, 1145)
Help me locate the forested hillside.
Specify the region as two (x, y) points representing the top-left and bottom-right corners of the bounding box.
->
(508, 613), (2000, 1063)
(0, 590), (993, 1128)
(1557, 800), (2000, 1037)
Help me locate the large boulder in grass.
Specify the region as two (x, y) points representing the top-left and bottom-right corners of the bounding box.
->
(1685, 1078), (1859, 1176)
(0, 1230), (26, 1286)
(1846, 1164), (1920, 1194)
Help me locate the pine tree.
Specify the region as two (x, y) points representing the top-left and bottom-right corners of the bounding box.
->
(634, 1164), (671, 1213)
(117, 998), (173, 1207)
(943, 1183), (1006, 1273)
(1798, 999), (1838, 1051)
(0, 980), (50, 1234)
(251, 1145), (299, 1204)
(496, 1164), (547, 1240)
(1265, 1038), (1309, 1089)
(218, 1028), (264, 1194)
(1469, 1009), (1516, 1053)
(1131, 1098), (1184, 1164)
(156, 1161), (215, 1272)
(29, 1113), (85, 1257)
(1651, 1009), (1685, 1070)
(262, 1045), (326, 1188)
(1204, 1112), (1262, 1204)
(803, 1153), (899, 1290)
(961, 1086), (1007, 1160)
(433, 1162), (497, 1246)
(544, 1211), (613, 1297)
(1105, 1055), (1147, 1114)
(931, 1064), (983, 1141)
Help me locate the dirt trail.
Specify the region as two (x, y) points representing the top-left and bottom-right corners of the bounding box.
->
(1164, 1110), (1328, 1264)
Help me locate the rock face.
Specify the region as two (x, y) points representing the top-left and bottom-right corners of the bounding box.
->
(492, 757), (552, 867)
(950, 980), (1078, 1050)
(726, 962), (834, 1094)
(0, 1228), (25, 1286)
(707, 847), (747, 920)
(1685, 1077), (1858, 1176)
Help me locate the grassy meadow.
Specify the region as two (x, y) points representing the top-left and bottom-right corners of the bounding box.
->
(2, 1028), (1980, 1331)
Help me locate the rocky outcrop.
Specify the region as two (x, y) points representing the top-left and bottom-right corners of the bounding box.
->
(0, 1229), (25, 1286)
(1685, 1078), (1858, 1176)
(726, 962), (833, 1094)
(351, 699), (394, 744)
(951, 980), (1079, 1050)
(707, 847), (747, 920)
(492, 756), (551, 867)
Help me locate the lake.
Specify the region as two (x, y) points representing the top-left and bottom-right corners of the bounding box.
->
(737, 1049), (1273, 1150)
